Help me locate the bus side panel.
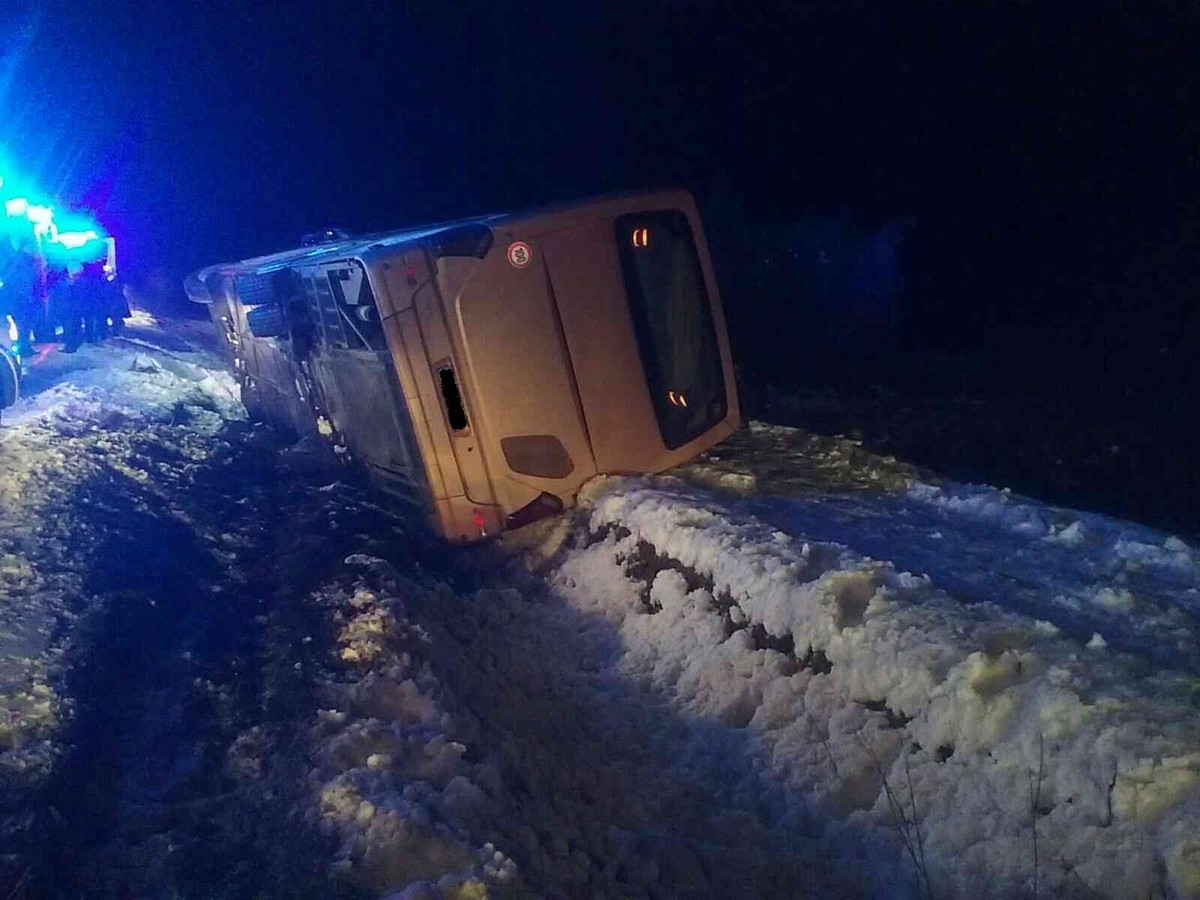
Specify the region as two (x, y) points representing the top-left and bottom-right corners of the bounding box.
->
(247, 339), (308, 435)
(381, 308), (452, 505)
(380, 270), (466, 497)
(377, 253), (503, 540)
(411, 279), (497, 510)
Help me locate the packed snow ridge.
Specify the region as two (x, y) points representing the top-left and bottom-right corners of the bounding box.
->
(545, 470), (1200, 898)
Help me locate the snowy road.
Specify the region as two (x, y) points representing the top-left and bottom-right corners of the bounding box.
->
(1, 315), (1198, 899)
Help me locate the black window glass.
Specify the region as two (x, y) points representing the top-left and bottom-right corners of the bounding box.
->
(438, 365), (469, 432)
(615, 211), (727, 449)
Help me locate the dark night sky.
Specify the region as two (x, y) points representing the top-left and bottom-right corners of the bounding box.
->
(2, 1), (1197, 387)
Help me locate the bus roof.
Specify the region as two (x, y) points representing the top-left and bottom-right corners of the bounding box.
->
(185, 188), (691, 302)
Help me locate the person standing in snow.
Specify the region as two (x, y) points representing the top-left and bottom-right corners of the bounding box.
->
(49, 260), (127, 350)
(0, 232), (47, 359)
(50, 262), (87, 352)
(92, 262), (130, 338)
(0, 238), (21, 345)
(78, 261), (111, 344)
(0, 339), (18, 419)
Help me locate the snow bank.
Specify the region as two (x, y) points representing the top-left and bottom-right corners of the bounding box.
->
(903, 480), (1200, 670)
(547, 476), (1200, 899)
(8, 340), (244, 432)
(685, 422), (1199, 673)
(911, 480), (1198, 575)
(677, 419), (922, 496)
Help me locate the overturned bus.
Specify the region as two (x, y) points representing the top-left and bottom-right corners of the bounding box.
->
(185, 189), (739, 542)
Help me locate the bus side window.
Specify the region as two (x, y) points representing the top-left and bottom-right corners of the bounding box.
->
(327, 266), (387, 351)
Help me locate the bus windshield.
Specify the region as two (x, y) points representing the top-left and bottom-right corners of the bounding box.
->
(615, 210), (727, 450)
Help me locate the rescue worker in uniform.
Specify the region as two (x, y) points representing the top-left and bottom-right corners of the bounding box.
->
(50, 261), (87, 352)
(0, 232), (47, 359)
(79, 261), (110, 343)
(0, 329), (18, 420)
(49, 260), (130, 351)
(91, 261), (130, 338)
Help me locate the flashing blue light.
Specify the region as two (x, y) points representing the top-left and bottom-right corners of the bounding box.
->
(2, 168), (111, 264)
(26, 204), (54, 239)
(25, 204), (53, 225)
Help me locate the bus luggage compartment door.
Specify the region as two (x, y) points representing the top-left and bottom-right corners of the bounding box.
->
(412, 283), (495, 505)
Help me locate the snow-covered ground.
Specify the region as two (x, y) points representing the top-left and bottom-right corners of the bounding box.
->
(0, 313), (242, 794)
(551, 456), (1200, 898)
(1, 315), (1198, 898)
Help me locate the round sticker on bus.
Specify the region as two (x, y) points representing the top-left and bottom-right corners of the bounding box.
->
(507, 241), (533, 269)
